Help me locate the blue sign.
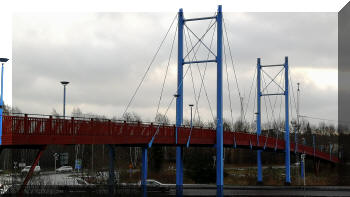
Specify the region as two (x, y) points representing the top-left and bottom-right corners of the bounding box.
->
(75, 159), (82, 170)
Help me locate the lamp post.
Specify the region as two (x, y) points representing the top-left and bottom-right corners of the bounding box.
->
(53, 153), (59, 173)
(0, 58), (9, 145)
(189, 104), (194, 128)
(60, 81), (69, 118)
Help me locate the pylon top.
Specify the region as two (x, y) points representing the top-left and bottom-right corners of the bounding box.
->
(218, 5), (222, 12)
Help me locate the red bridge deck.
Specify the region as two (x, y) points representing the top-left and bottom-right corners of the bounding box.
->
(1, 115), (339, 163)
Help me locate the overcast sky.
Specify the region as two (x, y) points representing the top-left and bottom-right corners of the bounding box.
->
(12, 12), (337, 126)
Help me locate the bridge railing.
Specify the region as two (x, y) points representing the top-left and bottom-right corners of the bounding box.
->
(1, 115), (339, 162)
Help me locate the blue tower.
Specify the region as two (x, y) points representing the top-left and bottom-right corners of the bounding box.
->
(256, 57), (290, 184)
(175, 5), (224, 196)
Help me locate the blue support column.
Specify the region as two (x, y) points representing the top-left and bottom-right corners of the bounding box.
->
(256, 58), (263, 184)
(295, 129), (298, 154)
(176, 8), (184, 196)
(313, 135), (316, 157)
(141, 147), (148, 197)
(216, 5), (224, 195)
(300, 159), (304, 178)
(0, 63), (4, 145)
(107, 144), (115, 197)
(284, 56), (291, 184)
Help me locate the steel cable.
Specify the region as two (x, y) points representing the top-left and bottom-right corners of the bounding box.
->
(155, 24), (178, 117)
(123, 14), (178, 117)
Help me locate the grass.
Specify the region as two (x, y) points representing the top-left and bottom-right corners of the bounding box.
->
(224, 165), (339, 186)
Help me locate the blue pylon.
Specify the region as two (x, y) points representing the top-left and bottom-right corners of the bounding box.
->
(176, 7), (184, 197)
(256, 57), (290, 185)
(257, 58), (263, 184)
(216, 5), (224, 195)
(175, 5), (224, 196)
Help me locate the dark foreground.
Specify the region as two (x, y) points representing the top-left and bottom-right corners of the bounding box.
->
(4, 185), (350, 196)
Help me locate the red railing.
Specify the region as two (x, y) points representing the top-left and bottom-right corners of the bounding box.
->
(1, 115), (339, 163)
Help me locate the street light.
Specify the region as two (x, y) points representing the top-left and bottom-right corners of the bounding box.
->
(189, 104), (194, 128)
(0, 58), (9, 145)
(60, 81), (69, 118)
(0, 58), (9, 109)
(53, 153), (59, 173)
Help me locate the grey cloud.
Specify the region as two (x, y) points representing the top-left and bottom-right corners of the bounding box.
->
(12, 12), (337, 125)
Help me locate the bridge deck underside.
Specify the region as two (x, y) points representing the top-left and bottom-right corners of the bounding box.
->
(1, 115), (339, 163)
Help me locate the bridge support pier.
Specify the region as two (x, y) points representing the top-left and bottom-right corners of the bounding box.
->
(19, 145), (46, 196)
(107, 144), (115, 197)
(141, 147), (148, 196)
(176, 147), (183, 196)
(257, 150), (263, 184)
(314, 158), (320, 176)
(300, 155), (305, 180)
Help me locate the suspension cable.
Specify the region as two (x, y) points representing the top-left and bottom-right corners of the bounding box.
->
(184, 21), (216, 121)
(223, 18), (242, 102)
(243, 68), (256, 121)
(183, 14), (217, 60)
(192, 24), (217, 123)
(261, 68), (284, 93)
(157, 17), (216, 126)
(289, 68), (298, 121)
(183, 20), (216, 123)
(185, 26), (214, 119)
(262, 71), (286, 143)
(155, 24), (178, 116)
(250, 79), (257, 133)
(261, 69), (282, 131)
(183, 28), (201, 122)
(261, 74), (272, 132)
(157, 62), (193, 126)
(123, 14), (178, 117)
(184, 23), (217, 58)
(223, 34), (235, 131)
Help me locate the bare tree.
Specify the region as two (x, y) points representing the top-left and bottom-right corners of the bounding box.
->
(51, 108), (60, 118)
(154, 113), (169, 124)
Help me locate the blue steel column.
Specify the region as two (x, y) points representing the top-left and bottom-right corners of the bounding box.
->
(284, 56), (291, 184)
(176, 8), (184, 196)
(216, 5), (224, 195)
(257, 58), (263, 184)
(108, 144), (115, 197)
(300, 159), (304, 178)
(141, 147), (148, 196)
(295, 129), (298, 153)
(313, 135), (315, 157)
(0, 63), (4, 145)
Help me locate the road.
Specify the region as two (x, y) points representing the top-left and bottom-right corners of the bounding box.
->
(165, 185), (350, 196)
(2, 172), (350, 196)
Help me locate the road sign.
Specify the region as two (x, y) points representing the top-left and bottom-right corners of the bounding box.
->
(19, 162), (26, 168)
(53, 153), (59, 159)
(75, 159), (82, 170)
(60, 153), (69, 166)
